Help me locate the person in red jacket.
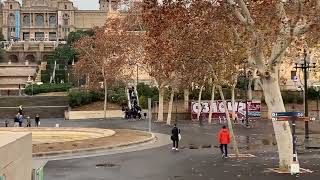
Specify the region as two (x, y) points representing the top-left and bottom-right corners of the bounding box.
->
(218, 125), (230, 158)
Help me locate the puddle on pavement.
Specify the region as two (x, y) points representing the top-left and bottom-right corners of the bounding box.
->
(261, 139), (271, 145)
(96, 163), (119, 168)
(236, 135), (277, 150)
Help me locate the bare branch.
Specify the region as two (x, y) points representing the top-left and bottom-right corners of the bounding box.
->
(227, 0), (247, 24)
(237, 0), (254, 25)
(293, 23), (313, 36)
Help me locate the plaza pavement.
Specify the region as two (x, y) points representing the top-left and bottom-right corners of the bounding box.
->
(1, 118), (320, 179)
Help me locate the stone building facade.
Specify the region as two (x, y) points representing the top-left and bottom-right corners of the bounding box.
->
(0, 0), (119, 63)
(0, 0), (114, 42)
(0, 0), (118, 93)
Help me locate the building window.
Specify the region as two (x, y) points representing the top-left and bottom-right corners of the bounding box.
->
(9, 27), (16, 32)
(10, 5), (13, 9)
(291, 71), (297, 80)
(49, 32), (57, 41)
(8, 13), (15, 26)
(23, 32), (30, 41)
(62, 28), (70, 32)
(65, 5), (67, 9)
(35, 32), (45, 41)
(23, 15), (30, 27)
(49, 15), (57, 27)
(63, 14), (69, 26)
(35, 14), (44, 26)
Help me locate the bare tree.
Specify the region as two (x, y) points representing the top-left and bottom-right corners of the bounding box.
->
(74, 13), (139, 119)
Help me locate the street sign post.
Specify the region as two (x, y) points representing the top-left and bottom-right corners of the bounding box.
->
(272, 112), (303, 175)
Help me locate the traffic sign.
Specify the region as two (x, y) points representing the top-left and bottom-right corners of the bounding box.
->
(272, 112), (303, 117)
(272, 112), (304, 121)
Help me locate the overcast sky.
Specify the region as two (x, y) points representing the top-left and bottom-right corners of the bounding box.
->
(1, 0), (99, 10)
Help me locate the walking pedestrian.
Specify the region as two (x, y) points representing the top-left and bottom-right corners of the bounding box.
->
(14, 113), (20, 127)
(35, 114), (40, 127)
(26, 116), (31, 127)
(218, 125), (230, 158)
(233, 113), (238, 124)
(171, 124), (181, 151)
(18, 114), (23, 127)
(5, 119), (9, 127)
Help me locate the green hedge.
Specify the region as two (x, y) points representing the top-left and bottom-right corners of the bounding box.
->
(69, 84), (127, 108)
(281, 91), (303, 104)
(137, 83), (159, 108)
(69, 91), (104, 107)
(41, 70), (50, 83)
(24, 83), (71, 95)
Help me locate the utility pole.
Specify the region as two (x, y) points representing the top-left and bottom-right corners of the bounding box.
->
(294, 49), (316, 140)
(244, 61), (249, 127)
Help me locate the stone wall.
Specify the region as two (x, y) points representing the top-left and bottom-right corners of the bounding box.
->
(0, 132), (32, 180)
(74, 11), (107, 30)
(0, 96), (69, 119)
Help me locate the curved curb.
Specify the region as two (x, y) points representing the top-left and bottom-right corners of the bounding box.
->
(33, 131), (155, 158)
(0, 127), (116, 144)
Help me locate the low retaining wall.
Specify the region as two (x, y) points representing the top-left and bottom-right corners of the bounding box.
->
(68, 110), (123, 120)
(0, 96), (69, 119)
(0, 96), (68, 107)
(0, 132), (32, 180)
(0, 106), (68, 119)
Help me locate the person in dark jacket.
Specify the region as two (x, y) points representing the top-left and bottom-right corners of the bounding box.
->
(35, 114), (40, 127)
(14, 113), (20, 127)
(171, 124), (181, 151)
(218, 125), (231, 158)
(18, 114), (23, 127)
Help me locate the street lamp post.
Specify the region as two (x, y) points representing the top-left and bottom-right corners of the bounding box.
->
(294, 49), (316, 140)
(313, 84), (320, 121)
(242, 60), (249, 127)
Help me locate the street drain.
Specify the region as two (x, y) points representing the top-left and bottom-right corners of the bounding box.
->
(96, 163), (118, 168)
(201, 145), (212, 148)
(189, 145), (199, 149)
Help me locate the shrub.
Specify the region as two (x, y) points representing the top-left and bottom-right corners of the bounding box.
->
(68, 90), (104, 107)
(281, 91), (303, 104)
(68, 84), (127, 108)
(139, 96), (148, 109)
(137, 83), (159, 105)
(307, 88), (320, 100)
(24, 83), (71, 95)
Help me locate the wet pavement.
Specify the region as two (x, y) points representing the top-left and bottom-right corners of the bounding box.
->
(1, 118), (320, 179)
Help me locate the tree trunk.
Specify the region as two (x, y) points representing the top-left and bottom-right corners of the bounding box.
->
(261, 76), (293, 170)
(166, 89), (174, 125)
(184, 88), (189, 112)
(104, 78), (107, 119)
(157, 85), (164, 122)
(231, 85), (236, 122)
(208, 84), (215, 124)
(219, 86), (240, 157)
(248, 78), (253, 100)
(197, 86), (204, 121)
(134, 84), (140, 106)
